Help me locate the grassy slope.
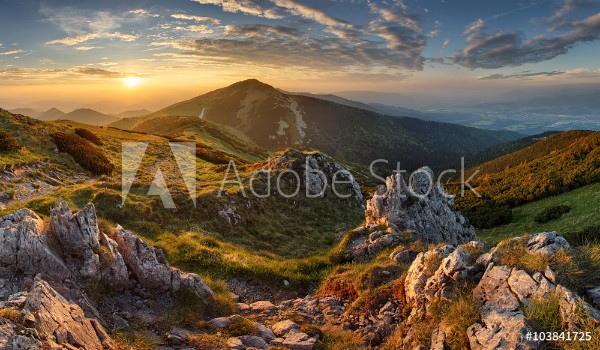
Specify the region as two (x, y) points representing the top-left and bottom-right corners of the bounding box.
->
(1, 111), (365, 288)
(477, 182), (600, 245)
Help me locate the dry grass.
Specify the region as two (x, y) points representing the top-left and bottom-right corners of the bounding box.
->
(442, 296), (480, 349)
(113, 332), (159, 350)
(186, 334), (228, 350)
(0, 308), (21, 322)
(315, 325), (366, 350)
(495, 237), (549, 273)
(523, 291), (562, 333)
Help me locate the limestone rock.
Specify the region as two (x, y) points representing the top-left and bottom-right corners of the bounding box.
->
(588, 285), (600, 308)
(23, 279), (115, 350)
(404, 245), (455, 305)
(50, 199), (99, 257)
(527, 231), (570, 255)
(365, 169), (476, 246)
(282, 330), (316, 350)
(113, 226), (213, 300)
(469, 266), (540, 350)
(0, 208), (70, 285)
(271, 319), (299, 337)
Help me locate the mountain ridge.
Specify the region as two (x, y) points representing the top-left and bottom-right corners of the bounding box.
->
(111, 79), (522, 171)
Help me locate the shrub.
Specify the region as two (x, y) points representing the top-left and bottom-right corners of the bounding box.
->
(114, 332), (159, 350)
(534, 205), (571, 223)
(0, 130), (21, 151)
(51, 132), (113, 175)
(223, 317), (258, 337)
(196, 144), (232, 164)
(461, 201), (512, 229)
(564, 225), (600, 245)
(75, 128), (103, 145)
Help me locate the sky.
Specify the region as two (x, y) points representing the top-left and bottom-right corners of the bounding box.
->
(1, 0), (600, 112)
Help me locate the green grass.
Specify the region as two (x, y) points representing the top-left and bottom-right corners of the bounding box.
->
(477, 182), (600, 245)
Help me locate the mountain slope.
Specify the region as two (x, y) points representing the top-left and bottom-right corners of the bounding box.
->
(62, 108), (119, 125)
(464, 130), (564, 168)
(453, 130), (600, 224)
(116, 109), (153, 119)
(39, 107), (66, 120)
(116, 79), (521, 171)
(9, 107), (42, 118)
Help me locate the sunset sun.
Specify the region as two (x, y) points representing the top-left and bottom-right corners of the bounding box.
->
(123, 76), (142, 88)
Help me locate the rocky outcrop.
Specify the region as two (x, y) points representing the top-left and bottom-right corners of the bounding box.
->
(24, 279), (115, 349)
(0, 199), (213, 300)
(114, 226), (213, 299)
(467, 265), (542, 350)
(0, 279), (114, 349)
(0, 208), (70, 291)
(365, 169), (476, 245)
(272, 150), (363, 201)
(0, 199), (215, 348)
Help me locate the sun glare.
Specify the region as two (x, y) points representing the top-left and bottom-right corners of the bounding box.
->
(123, 76), (142, 88)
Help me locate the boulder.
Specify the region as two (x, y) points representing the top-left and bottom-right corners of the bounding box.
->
(0, 208), (70, 285)
(365, 169), (476, 246)
(468, 266), (539, 350)
(113, 226), (213, 300)
(271, 319), (299, 337)
(23, 279), (115, 350)
(50, 199), (99, 258)
(588, 285), (600, 308)
(527, 232), (570, 255)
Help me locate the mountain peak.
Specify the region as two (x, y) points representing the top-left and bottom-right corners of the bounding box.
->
(228, 78), (275, 91)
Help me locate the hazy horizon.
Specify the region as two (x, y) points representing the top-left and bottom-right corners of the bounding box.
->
(1, 0), (600, 113)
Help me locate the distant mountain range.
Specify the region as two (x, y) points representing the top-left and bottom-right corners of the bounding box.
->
(9, 107), (134, 125)
(110, 79), (521, 170)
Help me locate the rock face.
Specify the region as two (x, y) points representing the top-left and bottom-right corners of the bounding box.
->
(365, 169), (476, 245)
(0, 208), (70, 287)
(272, 150), (363, 201)
(24, 279), (115, 350)
(0, 199), (215, 349)
(114, 226), (213, 299)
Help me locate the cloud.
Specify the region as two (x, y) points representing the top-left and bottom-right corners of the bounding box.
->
(41, 6), (144, 47)
(270, 0), (349, 26)
(75, 46), (102, 51)
(190, 0), (285, 19)
(40, 6), (124, 36)
(76, 67), (124, 78)
(548, 0), (599, 23)
(171, 13), (221, 24)
(128, 9), (161, 18)
(478, 68), (600, 80)
(0, 66), (131, 83)
(46, 33), (138, 46)
(0, 49), (26, 56)
(155, 1), (426, 72)
(189, 25), (214, 33)
(479, 70), (566, 80)
(452, 11), (600, 69)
